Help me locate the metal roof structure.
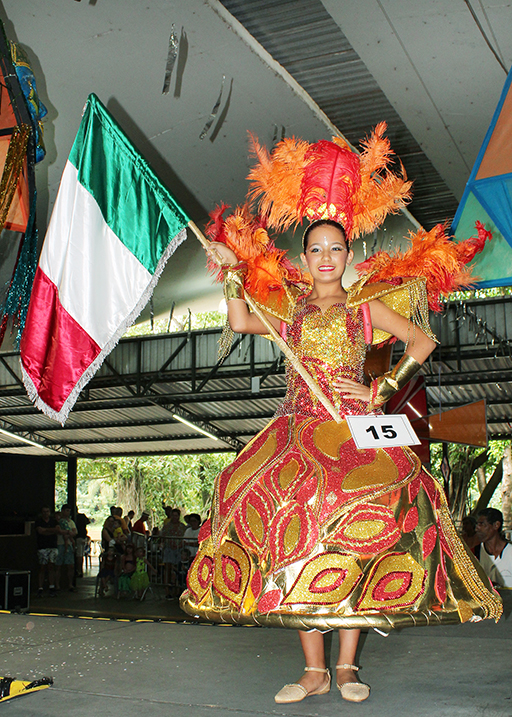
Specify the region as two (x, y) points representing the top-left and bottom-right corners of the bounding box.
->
(1, 0), (511, 325)
(220, 0), (460, 230)
(0, 1), (511, 455)
(0, 295), (511, 457)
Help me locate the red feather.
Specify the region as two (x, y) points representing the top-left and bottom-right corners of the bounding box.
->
(454, 220), (492, 264)
(299, 141), (361, 238)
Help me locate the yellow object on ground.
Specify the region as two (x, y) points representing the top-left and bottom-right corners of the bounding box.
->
(0, 675), (52, 702)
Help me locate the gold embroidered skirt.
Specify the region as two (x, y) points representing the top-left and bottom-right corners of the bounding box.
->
(180, 415), (502, 629)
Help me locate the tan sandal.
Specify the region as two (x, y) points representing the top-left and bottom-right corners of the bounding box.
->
(336, 663), (370, 702)
(274, 666), (331, 704)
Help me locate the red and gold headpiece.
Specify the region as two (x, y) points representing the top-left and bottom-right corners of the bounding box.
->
(206, 125), (491, 325)
(247, 122), (412, 243)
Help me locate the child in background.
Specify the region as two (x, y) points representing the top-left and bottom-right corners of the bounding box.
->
(98, 546), (117, 597)
(113, 519), (127, 549)
(130, 546), (156, 599)
(117, 543), (136, 597)
(176, 548), (191, 591)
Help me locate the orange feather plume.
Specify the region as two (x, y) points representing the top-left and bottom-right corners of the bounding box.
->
(352, 122), (413, 239)
(205, 204), (308, 304)
(355, 222), (492, 311)
(247, 134), (309, 231)
(358, 122), (395, 176)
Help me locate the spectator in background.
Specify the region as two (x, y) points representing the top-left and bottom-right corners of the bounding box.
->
(130, 546), (156, 599)
(98, 546), (118, 597)
(132, 511), (150, 549)
(162, 508), (185, 540)
(102, 516), (116, 551)
(132, 511), (150, 536)
(461, 515), (481, 558)
(83, 535), (92, 570)
(108, 518), (127, 555)
(35, 506), (59, 597)
(162, 504), (173, 526)
(149, 526), (161, 563)
(476, 508), (512, 588)
(113, 519), (127, 545)
(113, 507), (130, 536)
(56, 504), (77, 591)
(176, 547), (191, 591)
(75, 508), (91, 578)
(124, 510), (135, 532)
(118, 543), (136, 596)
(161, 508), (185, 599)
(104, 506), (128, 537)
(183, 513), (201, 558)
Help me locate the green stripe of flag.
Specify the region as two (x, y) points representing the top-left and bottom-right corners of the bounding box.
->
(69, 94), (190, 275)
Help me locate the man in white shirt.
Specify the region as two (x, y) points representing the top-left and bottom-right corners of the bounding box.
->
(476, 508), (512, 588)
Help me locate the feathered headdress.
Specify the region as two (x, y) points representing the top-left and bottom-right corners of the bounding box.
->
(247, 122), (412, 243)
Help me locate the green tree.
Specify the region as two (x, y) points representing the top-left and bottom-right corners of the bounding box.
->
(430, 440), (509, 521)
(55, 452), (234, 528)
(124, 310), (225, 337)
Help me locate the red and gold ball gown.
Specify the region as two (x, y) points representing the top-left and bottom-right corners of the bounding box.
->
(180, 291), (502, 630)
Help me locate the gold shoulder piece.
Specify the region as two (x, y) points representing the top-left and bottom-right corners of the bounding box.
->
(347, 277), (438, 346)
(249, 281), (309, 326)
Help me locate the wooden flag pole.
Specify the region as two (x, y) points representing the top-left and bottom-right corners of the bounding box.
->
(187, 220), (342, 424)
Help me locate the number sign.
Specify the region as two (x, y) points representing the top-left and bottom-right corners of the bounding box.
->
(345, 414), (421, 449)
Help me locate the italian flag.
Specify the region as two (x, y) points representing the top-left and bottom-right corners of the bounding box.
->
(20, 94), (190, 424)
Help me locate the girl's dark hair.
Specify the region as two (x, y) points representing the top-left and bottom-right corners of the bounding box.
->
(302, 219), (347, 251)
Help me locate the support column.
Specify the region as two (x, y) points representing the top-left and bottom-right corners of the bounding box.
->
(67, 458), (77, 517)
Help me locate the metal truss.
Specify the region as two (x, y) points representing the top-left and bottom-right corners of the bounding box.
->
(0, 295), (510, 455)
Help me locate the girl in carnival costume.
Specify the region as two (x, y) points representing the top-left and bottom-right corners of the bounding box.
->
(180, 124), (501, 704)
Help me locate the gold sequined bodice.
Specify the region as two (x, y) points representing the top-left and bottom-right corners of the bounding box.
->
(276, 298), (369, 419)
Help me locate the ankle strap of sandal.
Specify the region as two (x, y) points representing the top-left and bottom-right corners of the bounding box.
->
(336, 664), (359, 671)
(304, 666), (329, 673)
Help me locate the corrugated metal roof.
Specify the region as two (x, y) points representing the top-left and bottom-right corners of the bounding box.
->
(220, 0), (459, 228)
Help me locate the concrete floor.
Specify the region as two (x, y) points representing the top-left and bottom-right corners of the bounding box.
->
(0, 591), (511, 717)
(29, 572), (191, 623)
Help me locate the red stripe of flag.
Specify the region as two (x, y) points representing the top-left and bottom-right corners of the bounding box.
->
(20, 267), (101, 413)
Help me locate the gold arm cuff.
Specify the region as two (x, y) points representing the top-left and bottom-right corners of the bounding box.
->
(368, 354), (421, 410)
(223, 266), (245, 301)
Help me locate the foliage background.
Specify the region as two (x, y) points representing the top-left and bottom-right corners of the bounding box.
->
(430, 441), (505, 507)
(54, 311), (232, 528)
(57, 441), (510, 530)
(55, 453), (234, 528)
